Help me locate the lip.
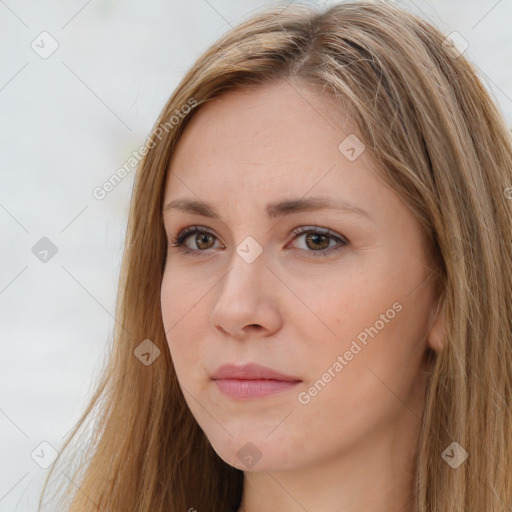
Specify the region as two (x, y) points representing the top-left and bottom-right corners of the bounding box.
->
(211, 363), (301, 381)
(211, 363), (302, 400)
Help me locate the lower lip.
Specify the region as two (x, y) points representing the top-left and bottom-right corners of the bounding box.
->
(213, 379), (300, 399)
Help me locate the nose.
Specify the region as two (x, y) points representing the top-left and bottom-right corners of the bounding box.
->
(210, 250), (283, 340)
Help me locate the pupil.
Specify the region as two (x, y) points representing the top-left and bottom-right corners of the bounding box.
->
(197, 233), (212, 249)
(308, 233), (329, 250)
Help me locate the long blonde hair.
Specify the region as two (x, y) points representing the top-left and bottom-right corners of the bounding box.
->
(39, 2), (512, 510)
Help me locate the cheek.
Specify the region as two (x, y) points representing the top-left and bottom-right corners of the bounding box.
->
(290, 268), (382, 356)
(293, 261), (424, 388)
(160, 268), (204, 377)
(160, 264), (200, 329)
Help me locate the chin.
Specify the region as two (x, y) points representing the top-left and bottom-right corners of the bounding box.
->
(206, 431), (297, 472)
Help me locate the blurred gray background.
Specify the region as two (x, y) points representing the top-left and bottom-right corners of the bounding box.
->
(1, 0), (511, 510)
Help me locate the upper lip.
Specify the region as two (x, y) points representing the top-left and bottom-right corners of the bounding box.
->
(211, 363), (301, 382)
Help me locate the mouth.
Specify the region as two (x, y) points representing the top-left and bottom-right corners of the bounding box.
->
(211, 363), (302, 400)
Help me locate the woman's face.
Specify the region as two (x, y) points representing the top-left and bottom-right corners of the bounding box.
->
(160, 80), (442, 473)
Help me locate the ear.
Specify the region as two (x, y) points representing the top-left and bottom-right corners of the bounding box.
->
(427, 295), (446, 352)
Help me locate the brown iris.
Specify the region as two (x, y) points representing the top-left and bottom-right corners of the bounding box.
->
(305, 232), (330, 251)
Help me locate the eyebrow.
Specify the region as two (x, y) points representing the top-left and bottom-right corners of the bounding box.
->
(162, 196), (372, 221)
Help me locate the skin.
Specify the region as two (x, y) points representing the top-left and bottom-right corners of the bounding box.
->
(160, 79), (445, 512)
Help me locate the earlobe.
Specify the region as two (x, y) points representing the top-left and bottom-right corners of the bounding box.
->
(427, 296), (446, 352)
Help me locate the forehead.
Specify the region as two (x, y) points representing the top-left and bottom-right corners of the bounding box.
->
(164, 81), (383, 211)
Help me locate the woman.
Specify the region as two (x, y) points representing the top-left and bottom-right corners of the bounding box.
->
(39, 2), (512, 511)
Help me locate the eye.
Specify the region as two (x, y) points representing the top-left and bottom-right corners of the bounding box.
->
(288, 226), (349, 257)
(168, 225), (349, 258)
(169, 225), (221, 256)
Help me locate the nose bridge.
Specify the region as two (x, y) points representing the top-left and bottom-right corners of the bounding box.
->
(219, 238), (266, 300)
(210, 239), (282, 336)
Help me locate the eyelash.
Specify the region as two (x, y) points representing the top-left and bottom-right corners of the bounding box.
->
(168, 225), (349, 258)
